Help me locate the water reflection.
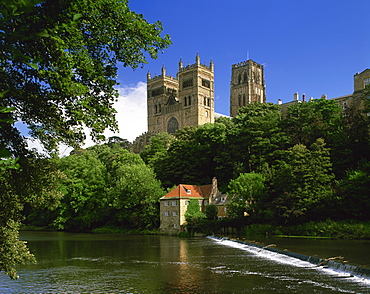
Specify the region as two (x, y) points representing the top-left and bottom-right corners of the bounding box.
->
(0, 232), (369, 293)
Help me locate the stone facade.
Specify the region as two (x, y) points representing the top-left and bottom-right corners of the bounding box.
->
(134, 56), (265, 153)
(278, 68), (370, 116)
(147, 53), (215, 134)
(230, 60), (266, 117)
(147, 55), (266, 136)
(159, 178), (227, 234)
(354, 69), (370, 93)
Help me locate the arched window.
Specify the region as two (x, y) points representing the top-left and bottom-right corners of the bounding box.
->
(243, 94), (246, 106)
(238, 74), (241, 84)
(243, 72), (248, 82)
(154, 104), (157, 114)
(188, 96), (191, 105)
(238, 95), (241, 106)
(167, 117), (179, 134)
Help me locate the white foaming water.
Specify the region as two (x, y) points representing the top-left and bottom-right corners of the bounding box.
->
(208, 236), (370, 287)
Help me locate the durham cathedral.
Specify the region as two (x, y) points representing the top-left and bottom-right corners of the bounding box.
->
(146, 53), (265, 134)
(131, 53), (369, 153)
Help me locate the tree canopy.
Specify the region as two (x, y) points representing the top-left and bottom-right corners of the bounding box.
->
(1, 0), (171, 154)
(0, 0), (170, 279)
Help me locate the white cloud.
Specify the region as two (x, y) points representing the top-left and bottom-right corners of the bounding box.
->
(22, 82), (148, 155)
(107, 81), (148, 142)
(83, 81), (148, 148)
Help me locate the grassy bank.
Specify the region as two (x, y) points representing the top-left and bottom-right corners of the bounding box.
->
(243, 220), (370, 240)
(21, 225), (161, 235)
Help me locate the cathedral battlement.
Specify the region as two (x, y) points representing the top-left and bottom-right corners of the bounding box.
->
(147, 73), (177, 82)
(232, 60), (249, 68)
(178, 62), (213, 73)
(147, 54), (265, 134)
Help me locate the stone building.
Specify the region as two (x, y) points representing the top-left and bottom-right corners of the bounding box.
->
(131, 55), (265, 153)
(147, 55), (266, 134)
(159, 177), (227, 234)
(278, 68), (370, 116)
(230, 59), (266, 117)
(147, 53), (215, 134)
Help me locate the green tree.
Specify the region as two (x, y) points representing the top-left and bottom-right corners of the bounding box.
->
(272, 138), (335, 223)
(153, 123), (230, 188)
(0, 0), (170, 279)
(337, 161), (370, 220)
(205, 204), (218, 220)
(185, 199), (206, 235)
(230, 103), (287, 174)
(108, 163), (165, 229)
(55, 150), (108, 231)
(0, 156), (63, 279)
(140, 132), (175, 167)
(226, 172), (267, 220)
(283, 98), (343, 147)
(1, 0), (171, 153)
(51, 146), (165, 230)
(106, 136), (131, 150)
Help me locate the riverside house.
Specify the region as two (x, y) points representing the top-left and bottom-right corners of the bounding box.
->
(159, 178), (227, 234)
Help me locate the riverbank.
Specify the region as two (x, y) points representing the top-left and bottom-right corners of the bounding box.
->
(242, 220), (370, 240)
(22, 219), (370, 240)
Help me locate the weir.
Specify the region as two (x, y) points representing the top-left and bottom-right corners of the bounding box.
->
(209, 235), (370, 280)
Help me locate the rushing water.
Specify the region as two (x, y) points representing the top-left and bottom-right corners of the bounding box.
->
(1, 232), (370, 293)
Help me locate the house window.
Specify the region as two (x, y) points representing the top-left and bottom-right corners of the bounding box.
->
(221, 197), (225, 202)
(174, 223), (178, 228)
(164, 201), (169, 206)
(164, 211), (169, 216)
(172, 211), (178, 216)
(183, 186), (191, 194)
(365, 78), (370, 88)
(185, 200), (190, 205)
(172, 200), (177, 206)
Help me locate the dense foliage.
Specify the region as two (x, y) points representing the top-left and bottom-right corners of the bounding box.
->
(143, 97), (370, 226)
(25, 145), (165, 231)
(0, 0), (170, 279)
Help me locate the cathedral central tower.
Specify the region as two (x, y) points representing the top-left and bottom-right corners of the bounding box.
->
(230, 59), (266, 117)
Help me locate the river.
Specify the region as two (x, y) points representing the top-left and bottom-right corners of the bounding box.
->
(1, 232), (370, 293)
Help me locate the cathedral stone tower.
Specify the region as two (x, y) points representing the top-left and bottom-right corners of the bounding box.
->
(147, 54), (214, 134)
(230, 59), (266, 117)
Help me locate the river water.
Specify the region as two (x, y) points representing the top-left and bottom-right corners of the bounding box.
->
(1, 232), (370, 293)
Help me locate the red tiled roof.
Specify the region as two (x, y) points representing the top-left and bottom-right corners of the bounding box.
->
(160, 184), (212, 200)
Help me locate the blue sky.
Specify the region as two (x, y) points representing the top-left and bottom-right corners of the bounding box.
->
(22, 0), (370, 151)
(119, 0), (370, 116)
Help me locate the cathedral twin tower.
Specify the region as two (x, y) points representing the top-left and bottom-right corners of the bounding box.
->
(147, 54), (266, 134)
